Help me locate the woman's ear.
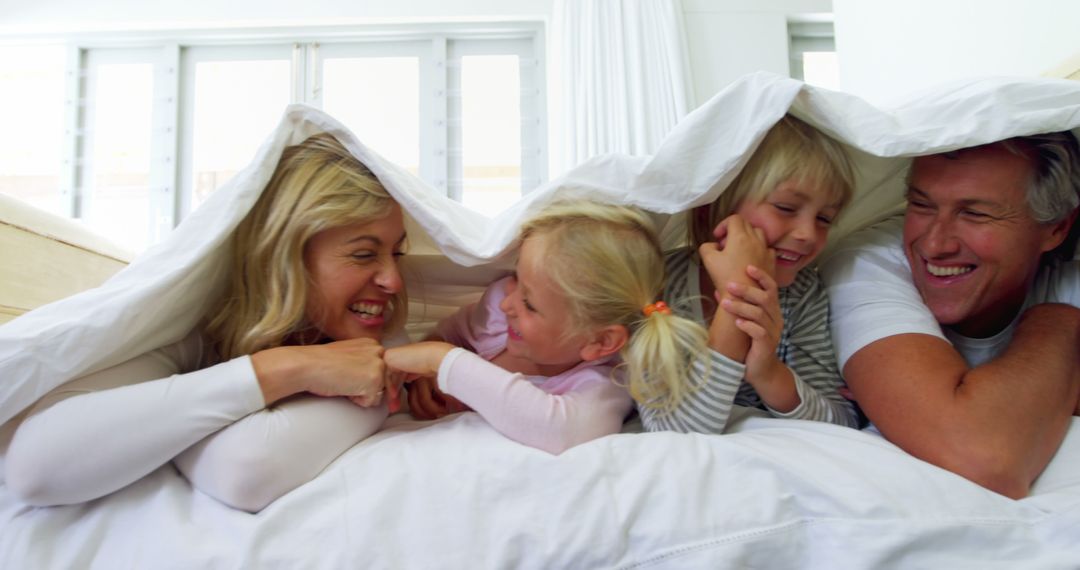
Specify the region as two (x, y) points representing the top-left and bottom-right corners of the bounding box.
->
(579, 325), (629, 361)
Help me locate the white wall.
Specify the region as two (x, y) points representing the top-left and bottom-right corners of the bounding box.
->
(0, 1), (552, 32)
(681, 0), (832, 106)
(835, 0), (1080, 107)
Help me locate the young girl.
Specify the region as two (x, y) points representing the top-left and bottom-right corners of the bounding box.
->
(384, 201), (709, 454)
(637, 114), (861, 433)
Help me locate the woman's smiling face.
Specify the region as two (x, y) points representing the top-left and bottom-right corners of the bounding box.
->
(303, 204), (406, 341)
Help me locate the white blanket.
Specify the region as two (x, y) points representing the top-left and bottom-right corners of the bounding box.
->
(3, 71), (1080, 567)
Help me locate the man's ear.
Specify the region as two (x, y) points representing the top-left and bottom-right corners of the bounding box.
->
(1042, 208), (1079, 253)
(579, 324), (629, 362)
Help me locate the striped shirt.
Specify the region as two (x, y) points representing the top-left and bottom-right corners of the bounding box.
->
(638, 248), (858, 433)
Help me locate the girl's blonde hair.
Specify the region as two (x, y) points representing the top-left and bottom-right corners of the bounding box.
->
(689, 114), (856, 247)
(204, 132), (406, 360)
(519, 200), (709, 413)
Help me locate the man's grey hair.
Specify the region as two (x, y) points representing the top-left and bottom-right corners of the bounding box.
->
(930, 130), (1080, 260)
(1003, 131), (1080, 226)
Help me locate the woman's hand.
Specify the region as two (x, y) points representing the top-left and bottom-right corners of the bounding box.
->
(252, 338), (388, 405)
(348, 368), (409, 411)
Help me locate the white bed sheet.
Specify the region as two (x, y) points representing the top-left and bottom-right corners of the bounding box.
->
(2, 414), (1078, 568)
(4, 71), (1080, 568)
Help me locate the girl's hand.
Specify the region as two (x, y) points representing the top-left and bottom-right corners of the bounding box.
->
(384, 341), (456, 377)
(385, 341), (468, 419)
(719, 264), (785, 389)
(252, 338), (388, 405)
(405, 376), (468, 420)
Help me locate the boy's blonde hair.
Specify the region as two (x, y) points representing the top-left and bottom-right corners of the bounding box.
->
(204, 132), (406, 360)
(689, 114), (856, 247)
(519, 200), (709, 413)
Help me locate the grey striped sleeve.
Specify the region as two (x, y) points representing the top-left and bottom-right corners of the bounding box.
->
(637, 249), (748, 434)
(764, 269), (859, 427)
(638, 348), (746, 434)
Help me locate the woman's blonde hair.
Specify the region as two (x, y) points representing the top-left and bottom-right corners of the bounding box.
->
(204, 132), (406, 360)
(519, 200), (709, 413)
(689, 114), (856, 247)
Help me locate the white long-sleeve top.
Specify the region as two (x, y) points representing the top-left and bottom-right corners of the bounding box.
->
(433, 277), (634, 454)
(6, 332), (389, 512)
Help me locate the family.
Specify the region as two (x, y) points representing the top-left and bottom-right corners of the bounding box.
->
(5, 112), (1079, 512)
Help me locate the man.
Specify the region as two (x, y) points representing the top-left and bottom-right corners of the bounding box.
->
(821, 131), (1080, 499)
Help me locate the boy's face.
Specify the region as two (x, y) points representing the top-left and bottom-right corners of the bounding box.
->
(734, 179), (840, 287)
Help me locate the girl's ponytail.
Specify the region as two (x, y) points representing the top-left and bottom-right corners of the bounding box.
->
(623, 301), (709, 414)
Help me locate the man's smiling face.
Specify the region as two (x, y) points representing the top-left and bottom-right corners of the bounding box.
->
(903, 144), (1066, 338)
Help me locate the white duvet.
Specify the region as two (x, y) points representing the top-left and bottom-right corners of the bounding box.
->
(3, 71), (1080, 568)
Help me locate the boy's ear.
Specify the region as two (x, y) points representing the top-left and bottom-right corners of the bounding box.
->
(579, 325), (628, 362)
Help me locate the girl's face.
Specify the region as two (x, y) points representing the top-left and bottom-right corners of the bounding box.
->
(303, 203), (406, 341)
(733, 179), (841, 287)
(498, 233), (591, 376)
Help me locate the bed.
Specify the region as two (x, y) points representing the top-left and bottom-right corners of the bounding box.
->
(2, 72), (1080, 568)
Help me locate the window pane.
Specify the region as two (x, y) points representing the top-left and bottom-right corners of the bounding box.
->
(191, 59), (291, 209)
(803, 52), (840, 90)
(0, 45), (66, 214)
(460, 55), (521, 217)
(84, 63), (154, 250)
(323, 57), (420, 173)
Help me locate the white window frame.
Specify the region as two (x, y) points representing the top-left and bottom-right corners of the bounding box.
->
(32, 21), (547, 249)
(177, 43), (295, 219)
(787, 19), (836, 83)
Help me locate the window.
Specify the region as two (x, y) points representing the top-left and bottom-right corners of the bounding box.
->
(0, 23), (546, 251)
(0, 45), (66, 216)
(788, 19), (839, 90)
(80, 48), (161, 250)
(180, 45), (293, 216)
(318, 42), (426, 176)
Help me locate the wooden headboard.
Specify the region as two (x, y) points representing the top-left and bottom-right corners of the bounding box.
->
(0, 194), (131, 324)
(1044, 54), (1080, 81)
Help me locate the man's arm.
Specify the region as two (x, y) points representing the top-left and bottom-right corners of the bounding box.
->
(844, 303), (1080, 499)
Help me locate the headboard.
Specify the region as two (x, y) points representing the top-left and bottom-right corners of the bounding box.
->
(0, 194), (131, 324)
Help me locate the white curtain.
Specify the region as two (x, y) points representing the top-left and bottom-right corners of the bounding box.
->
(552, 0), (694, 172)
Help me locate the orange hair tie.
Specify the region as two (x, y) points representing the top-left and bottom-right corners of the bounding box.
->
(643, 301), (671, 317)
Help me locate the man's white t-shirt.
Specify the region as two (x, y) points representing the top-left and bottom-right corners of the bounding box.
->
(821, 216), (1080, 369)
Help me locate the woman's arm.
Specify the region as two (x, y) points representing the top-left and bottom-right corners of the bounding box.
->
(175, 334), (404, 512)
(6, 336), (392, 508)
(6, 342), (265, 506)
(173, 395), (387, 512)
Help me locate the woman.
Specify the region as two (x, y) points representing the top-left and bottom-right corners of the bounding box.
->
(6, 133), (408, 512)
